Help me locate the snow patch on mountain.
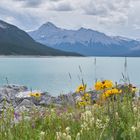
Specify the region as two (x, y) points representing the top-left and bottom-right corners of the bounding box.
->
(0, 22), (8, 29)
(29, 22), (122, 46)
(29, 22), (140, 56)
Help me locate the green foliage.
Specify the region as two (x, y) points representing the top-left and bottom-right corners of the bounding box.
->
(0, 96), (140, 140)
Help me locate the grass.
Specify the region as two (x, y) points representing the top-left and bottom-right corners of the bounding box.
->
(0, 80), (140, 140)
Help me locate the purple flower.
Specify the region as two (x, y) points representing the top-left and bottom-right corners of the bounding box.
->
(14, 112), (20, 120)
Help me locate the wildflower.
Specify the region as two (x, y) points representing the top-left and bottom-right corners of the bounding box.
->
(111, 88), (122, 94)
(81, 110), (92, 122)
(102, 80), (113, 89)
(101, 92), (110, 100)
(105, 116), (110, 124)
(76, 96), (90, 107)
(94, 80), (113, 90)
(84, 93), (90, 97)
(93, 103), (100, 108)
(95, 81), (103, 90)
(131, 126), (136, 132)
(65, 127), (70, 134)
(89, 117), (95, 126)
(29, 92), (41, 98)
(77, 101), (87, 107)
(56, 132), (62, 140)
(14, 112), (20, 120)
(131, 86), (138, 92)
(76, 133), (80, 140)
(40, 131), (45, 140)
(133, 107), (137, 113)
(101, 88), (122, 100)
(40, 131), (45, 135)
(63, 133), (67, 137)
(76, 84), (87, 93)
(81, 122), (89, 131)
(51, 109), (55, 112)
(66, 135), (71, 140)
(115, 112), (119, 119)
(96, 119), (103, 129)
(80, 129), (83, 134)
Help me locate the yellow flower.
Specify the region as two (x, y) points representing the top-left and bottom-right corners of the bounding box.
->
(101, 88), (122, 100)
(76, 84), (86, 93)
(128, 84), (138, 93)
(101, 92), (110, 100)
(81, 96), (85, 100)
(111, 88), (122, 94)
(102, 80), (113, 89)
(84, 93), (90, 97)
(93, 104), (100, 108)
(106, 88), (121, 95)
(77, 93), (91, 107)
(29, 92), (41, 98)
(95, 81), (103, 90)
(104, 89), (112, 95)
(131, 87), (138, 93)
(83, 93), (91, 101)
(94, 80), (113, 90)
(77, 101), (87, 106)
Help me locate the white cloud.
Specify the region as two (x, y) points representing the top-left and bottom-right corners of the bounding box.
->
(48, 1), (74, 11)
(13, 0), (44, 7)
(0, 0), (140, 38)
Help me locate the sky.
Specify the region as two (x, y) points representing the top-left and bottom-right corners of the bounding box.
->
(0, 0), (140, 39)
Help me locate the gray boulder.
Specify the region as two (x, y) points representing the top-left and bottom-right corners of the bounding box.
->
(16, 99), (35, 109)
(39, 93), (55, 106)
(0, 85), (28, 104)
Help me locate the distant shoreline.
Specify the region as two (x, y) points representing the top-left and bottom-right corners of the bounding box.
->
(0, 55), (140, 58)
(0, 55), (83, 58)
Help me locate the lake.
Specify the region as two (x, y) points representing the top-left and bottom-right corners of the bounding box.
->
(0, 57), (139, 96)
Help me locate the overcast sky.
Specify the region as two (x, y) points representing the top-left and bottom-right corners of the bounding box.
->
(0, 0), (140, 39)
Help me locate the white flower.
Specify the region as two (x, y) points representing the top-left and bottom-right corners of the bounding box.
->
(65, 127), (70, 134)
(56, 132), (62, 140)
(105, 116), (110, 124)
(40, 131), (45, 135)
(115, 112), (118, 116)
(81, 124), (84, 129)
(76, 133), (80, 140)
(80, 129), (83, 134)
(131, 126), (136, 132)
(133, 107), (137, 113)
(51, 109), (55, 112)
(66, 135), (71, 140)
(40, 131), (45, 140)
(96, 119), (103, 129)
(89, 117), (95, 126)
(81, 110), (92, 122)
(63, 133), (67, 138)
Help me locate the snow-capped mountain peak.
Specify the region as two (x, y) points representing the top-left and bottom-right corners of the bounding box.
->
(29, 22), (140, 56)
(39, 22), (58, 30)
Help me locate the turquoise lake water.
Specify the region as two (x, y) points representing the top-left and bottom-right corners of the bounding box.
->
(0, 57), (139, 96)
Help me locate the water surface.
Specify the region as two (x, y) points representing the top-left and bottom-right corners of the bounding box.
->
(0, 57), (139, 96)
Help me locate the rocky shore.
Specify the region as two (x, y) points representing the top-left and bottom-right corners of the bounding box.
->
(0, 84), (138, 114)
(0, 85), (97, 114)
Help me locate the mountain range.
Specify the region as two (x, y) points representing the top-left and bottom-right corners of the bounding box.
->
(0, 20), (80, 56)
(29, 22), (140, 56)
(0, 19), (140, 57)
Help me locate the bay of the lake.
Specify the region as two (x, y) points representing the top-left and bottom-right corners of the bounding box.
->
(0, 57), (139, 96)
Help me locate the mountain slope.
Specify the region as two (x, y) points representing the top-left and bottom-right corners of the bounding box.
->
(29, 22), (140, 56)
(0, 20), (80, 56)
